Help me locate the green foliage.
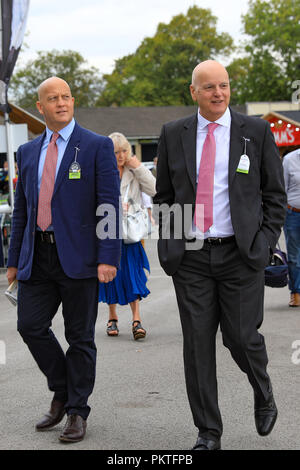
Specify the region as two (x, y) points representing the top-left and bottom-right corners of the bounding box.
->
(9, 49), (103, 107)
(228, 53), (288, 104)
(8, 2), (300, 108)
(97, 6), (234, 107)
(230, 0), (300, 104)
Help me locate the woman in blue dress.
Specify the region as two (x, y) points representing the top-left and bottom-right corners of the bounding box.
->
(99, 132), (156, 340)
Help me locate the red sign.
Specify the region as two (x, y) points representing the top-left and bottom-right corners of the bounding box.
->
(266, 116), (300, 147)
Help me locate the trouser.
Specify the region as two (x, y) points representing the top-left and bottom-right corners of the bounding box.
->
(284, 208), (300, 294)
(172, 239), (271, 441)
(17, 237), (99, 420)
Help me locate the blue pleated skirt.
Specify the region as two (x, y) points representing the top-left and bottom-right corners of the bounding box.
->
(98, 241), (150, 305)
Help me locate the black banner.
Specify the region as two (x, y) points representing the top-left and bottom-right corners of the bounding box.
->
(0, 0), (29, 112)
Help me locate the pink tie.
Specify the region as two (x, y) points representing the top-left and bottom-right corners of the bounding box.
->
(37, 132), (59, 231)
(194, 123), (218, 233)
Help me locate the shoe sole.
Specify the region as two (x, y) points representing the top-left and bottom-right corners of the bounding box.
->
(133, 332), (146, 340)
(192, 447), (221, 451)
(59, 435), (85, 443)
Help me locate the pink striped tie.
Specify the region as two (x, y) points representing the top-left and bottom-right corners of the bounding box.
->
(194, 123), (218, 233)
(37, 132), (59, 231)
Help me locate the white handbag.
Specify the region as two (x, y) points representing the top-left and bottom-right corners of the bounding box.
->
(122, 184), (149, 244)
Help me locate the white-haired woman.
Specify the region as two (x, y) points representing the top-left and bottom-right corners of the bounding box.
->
(99, 132), (156, 340)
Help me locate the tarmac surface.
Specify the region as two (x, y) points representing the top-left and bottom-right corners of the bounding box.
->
(0, 233), (299, 451)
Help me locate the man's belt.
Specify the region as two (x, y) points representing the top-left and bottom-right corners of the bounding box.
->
(287, 204), (300, 213)
(36, 231), (56, 244)
(203, 236), (235, 245)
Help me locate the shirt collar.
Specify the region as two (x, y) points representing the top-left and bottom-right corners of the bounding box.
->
(45, 118), (75, 142)
(197, 107), (231, 130)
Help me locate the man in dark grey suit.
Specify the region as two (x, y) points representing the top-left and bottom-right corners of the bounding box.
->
(153, 60), (286, 450)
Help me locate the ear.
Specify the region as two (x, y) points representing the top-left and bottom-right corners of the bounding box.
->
(36, 101), (44, 115)
(190, 84), (197, 103)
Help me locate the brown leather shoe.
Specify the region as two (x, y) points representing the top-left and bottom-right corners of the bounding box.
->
(35, 399), (66, 431)
(59, 414), (87, 443)
(289, 293), (300, 307)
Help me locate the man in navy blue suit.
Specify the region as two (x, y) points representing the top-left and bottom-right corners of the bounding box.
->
(6, 76), (121, 443)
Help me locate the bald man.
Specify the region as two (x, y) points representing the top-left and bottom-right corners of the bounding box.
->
(154, 61), (286, 449)
(7, 77), (121, 443)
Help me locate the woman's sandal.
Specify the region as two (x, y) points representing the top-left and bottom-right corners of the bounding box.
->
(132, 321), (146, 340)
(106, 319), (119, 336)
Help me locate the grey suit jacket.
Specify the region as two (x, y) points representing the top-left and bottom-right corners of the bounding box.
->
(153, 108), (287, 276)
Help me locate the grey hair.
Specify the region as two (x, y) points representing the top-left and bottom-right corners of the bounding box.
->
(109, 132), (132, 154)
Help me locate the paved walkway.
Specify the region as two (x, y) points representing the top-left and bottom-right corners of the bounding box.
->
(0, 235), (299, 450)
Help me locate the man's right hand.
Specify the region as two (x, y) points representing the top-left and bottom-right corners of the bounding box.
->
(7, 267), (17, 285)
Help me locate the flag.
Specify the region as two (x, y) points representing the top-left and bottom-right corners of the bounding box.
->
(0, 0), (29, 112)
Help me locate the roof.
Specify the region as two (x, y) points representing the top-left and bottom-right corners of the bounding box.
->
(276, 110), (300, 124)
(0, 103), (45, 135)
(27, 104), (247, 139)
(75, 106), (198, 138)
(262, 110), (300, 127)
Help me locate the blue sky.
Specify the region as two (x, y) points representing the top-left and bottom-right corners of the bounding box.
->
(21, 0), (251, 74)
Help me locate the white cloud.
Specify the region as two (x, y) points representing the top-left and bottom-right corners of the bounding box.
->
(20, 0), (250, 74)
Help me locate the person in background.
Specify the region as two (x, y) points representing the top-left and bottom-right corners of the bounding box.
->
(282, 148), (300, 307)
(151, 156), (158, 178)
(13, 162), (18, 190)
(142, 191), (156, 235)
(99, 132), (156, 340)
(0, 161), (9, 194)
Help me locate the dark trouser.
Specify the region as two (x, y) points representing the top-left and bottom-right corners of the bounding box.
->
(172, 239), (271, 441)
(284, 208), (300, 294)
(17, 237), (99, 420)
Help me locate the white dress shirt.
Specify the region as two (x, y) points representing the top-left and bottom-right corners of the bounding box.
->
(37, 118), (75, 231)
(188, 107), (234, 239)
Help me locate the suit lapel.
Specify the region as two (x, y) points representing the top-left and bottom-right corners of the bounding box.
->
(53, 122), (82, 196)
(181, 114), (198, 194)
(228, 109), (246, 187)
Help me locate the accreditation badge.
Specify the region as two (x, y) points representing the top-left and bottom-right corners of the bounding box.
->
(69, 161), (81, 179)
(236, 154), (250, 174)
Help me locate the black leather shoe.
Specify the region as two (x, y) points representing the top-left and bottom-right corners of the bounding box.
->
(59, 414), (87, 443)
(35, 399), (66, 431)
(254, 390), (278, 436)
(192, 436), (221, 450)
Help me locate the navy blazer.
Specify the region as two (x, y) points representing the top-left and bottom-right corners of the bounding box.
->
(8, 122), (121, 280)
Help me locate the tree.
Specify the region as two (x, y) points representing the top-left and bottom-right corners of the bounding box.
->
(228, 53), (287, 104)
(9, 49), (103, 107)
(97, 6), (234, 107)
(229, 0), (300, 104)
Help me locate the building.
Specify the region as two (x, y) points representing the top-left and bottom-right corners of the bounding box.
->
(1, 102), (299, 163)
(0, 102), (45, 167)
(27, 104), (246, 162)
(246, 101), (300, 157)
(262, 111), (300, 156)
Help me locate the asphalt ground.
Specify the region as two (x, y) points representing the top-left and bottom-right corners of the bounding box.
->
(0, 232), (299, 452)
